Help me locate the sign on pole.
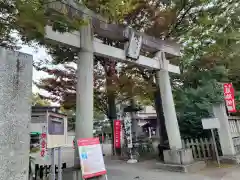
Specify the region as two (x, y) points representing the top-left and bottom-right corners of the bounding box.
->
(201, 118), (220, 130)
(78, 138), (107, 179)
(201, 118), (221, 167)
(114, 120), (121, 149)
(223, 83), (236, 113)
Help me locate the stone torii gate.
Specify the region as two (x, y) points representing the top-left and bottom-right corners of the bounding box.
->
(45, 0), (197, 173)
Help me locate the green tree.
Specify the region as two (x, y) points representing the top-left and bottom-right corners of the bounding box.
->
(0, 0), (85, 48)
(32, 93), (51, 106)
(121, 0), (240, 139)
(34, 0), (240, 140)
(0, 1), (140, 178)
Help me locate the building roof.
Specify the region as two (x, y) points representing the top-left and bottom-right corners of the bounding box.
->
(32, 106), (60, 112)
(32, 106), (66, 116)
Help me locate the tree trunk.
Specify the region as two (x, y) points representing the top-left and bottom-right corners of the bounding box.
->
(130, 98), (138, 141)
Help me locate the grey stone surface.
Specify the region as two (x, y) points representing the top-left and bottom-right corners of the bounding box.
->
(0, 48), (33, 180)
(220, 155), (240, 164)
(180, 149), (194, 165)
(163, 148), (194, 165)
(163, 149), (181, 164)
(156, 161), (206, 173)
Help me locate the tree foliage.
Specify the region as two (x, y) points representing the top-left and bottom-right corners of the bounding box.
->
(0, 0), (85, 48)
(5, 0), (239, 139)
(34, 59), (154, 116)
(121, 0), (240, 138)
(32, 93), (51, 106)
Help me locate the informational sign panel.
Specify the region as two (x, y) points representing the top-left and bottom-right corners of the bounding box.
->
(202, 118), (220, 129)
(114, 120), (121, 148)
(48, 115), (65, 135)
(201, 117), (221, 167)
(47, 113), (68, 148)
(223, 83), (236, 113)
(78, 138), (107, 179)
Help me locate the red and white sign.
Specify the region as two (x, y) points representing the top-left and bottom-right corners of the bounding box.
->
(78, 138), (107, 179)
(114, 120), (121, 148)
(40, 126), (47, 157)
(224, 83), (236, 113)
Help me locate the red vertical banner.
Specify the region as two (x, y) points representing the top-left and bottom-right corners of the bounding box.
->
(114, 120), (121, 148)
(40, 132), (47, 157)
(224, 83), (236, 113)
(40, 125), (47, 157)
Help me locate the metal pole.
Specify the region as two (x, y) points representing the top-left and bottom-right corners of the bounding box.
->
(211, 129), (220, 167)
(101, 129), (105, 156)
(58, 147), (62, 180)
(51, 148), (56, 180)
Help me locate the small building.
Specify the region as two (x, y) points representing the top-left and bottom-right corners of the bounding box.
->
(135, 106), (158, 137)
(30, 106), (67, 151)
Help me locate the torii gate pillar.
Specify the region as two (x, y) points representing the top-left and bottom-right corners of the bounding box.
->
(155, 52), (182, 150)
(74, 17), (94, 179)
(154, 52), (206, 172)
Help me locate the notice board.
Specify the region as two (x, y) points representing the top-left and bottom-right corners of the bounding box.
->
(78, 138), (107, 179)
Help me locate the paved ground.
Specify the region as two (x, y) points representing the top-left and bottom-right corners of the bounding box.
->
(33, 147), (240, 180)
(62, 157), (240, 180)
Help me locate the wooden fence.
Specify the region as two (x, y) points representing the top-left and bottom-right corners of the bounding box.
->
(182, 138), (214, 160)
(228, 116), (240, 154)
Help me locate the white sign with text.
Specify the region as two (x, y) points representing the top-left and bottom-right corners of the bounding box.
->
(202, 118), (220, 129)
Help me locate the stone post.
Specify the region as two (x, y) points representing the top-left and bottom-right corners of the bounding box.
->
(213, 103), (235, 156)
(155, 52), (182, 149)
(0, 48), (33, 180)
(74, 17), (94, 179)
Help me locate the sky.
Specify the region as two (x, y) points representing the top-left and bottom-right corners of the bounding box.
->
(18, 43), (75, 106)
(19, 44), (50, 94)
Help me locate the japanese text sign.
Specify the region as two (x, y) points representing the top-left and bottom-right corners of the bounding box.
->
(78, 138), (107, 179)
(40, 125), (47, 157)
(223, 83), (236, 113)
(114, 120), (121, 148)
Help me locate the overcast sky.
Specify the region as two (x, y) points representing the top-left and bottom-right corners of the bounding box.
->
(19, 44), (50, 94)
